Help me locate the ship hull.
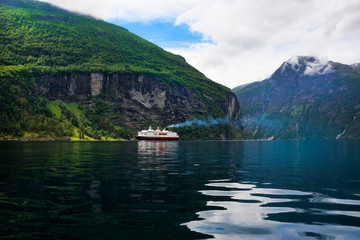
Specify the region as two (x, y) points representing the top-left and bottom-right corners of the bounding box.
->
(135, 136), (179, 141)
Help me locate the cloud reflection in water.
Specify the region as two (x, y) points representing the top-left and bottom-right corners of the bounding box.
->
(184, 181), (360, 240)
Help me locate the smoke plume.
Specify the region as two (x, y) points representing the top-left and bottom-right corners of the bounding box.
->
(168, 116), (241, 128)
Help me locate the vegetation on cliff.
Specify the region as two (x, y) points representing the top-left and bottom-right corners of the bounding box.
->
(170, 124), (244, 140)
(0, 0), (241, 140)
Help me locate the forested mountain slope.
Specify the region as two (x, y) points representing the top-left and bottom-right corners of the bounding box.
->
(0, 0), (242, 140)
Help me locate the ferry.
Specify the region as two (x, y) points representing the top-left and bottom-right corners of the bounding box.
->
(136, 126), (179, 140)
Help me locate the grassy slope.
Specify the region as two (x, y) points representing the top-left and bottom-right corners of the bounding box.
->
(0, 0), (229, 98)
(0, 0), (236, 140)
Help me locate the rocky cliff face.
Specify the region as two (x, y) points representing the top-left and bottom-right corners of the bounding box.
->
(233, 56), (360, 139)
(35, 72), (241, 130)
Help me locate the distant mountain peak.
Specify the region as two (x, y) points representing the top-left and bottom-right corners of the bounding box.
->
(281, 56), (333, 77)
(352, 63), (360, 69)
(233, 57), (360, 140)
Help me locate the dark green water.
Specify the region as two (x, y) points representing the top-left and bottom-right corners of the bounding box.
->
(0, 140), (360, 239)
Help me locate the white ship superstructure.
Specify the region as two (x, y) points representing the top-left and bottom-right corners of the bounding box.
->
(136, 126), (179, 140)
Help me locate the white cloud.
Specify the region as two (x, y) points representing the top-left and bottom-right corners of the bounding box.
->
(302, 57), (334, 76)
(38, 0), (195, 21)
(39, 0), (360, 88)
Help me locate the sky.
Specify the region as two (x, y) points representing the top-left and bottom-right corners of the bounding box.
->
(39, 0), (360, 89)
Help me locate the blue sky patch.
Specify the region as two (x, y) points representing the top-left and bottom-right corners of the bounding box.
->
(107, 20), (206, 49)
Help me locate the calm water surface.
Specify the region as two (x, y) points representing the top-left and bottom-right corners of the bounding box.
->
(1, 140), (360, 239)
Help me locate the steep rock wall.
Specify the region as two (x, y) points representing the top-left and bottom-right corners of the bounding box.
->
(35, 73), (241, 129)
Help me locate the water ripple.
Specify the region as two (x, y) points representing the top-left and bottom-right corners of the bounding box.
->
(184, 181), (360, 239)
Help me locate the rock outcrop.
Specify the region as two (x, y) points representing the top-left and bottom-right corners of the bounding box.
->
(35, 73), (241, 130)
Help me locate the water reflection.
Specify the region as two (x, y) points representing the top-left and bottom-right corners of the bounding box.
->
(137, 140), (179, 158)
(184, 181), (360, 239)
(1, 140), (360, 239)
(87, 180), (103, 213)
(181, 140), (360, 240)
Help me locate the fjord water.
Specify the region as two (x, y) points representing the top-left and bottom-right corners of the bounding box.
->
(1, 140), (360, 239)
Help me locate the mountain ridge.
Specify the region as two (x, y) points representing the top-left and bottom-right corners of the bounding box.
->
(233, 56), (360, 139)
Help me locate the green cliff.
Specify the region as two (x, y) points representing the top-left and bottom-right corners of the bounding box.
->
(0, 0), (242, 140)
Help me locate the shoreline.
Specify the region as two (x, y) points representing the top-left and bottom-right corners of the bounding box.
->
(0, 138), (129, 142)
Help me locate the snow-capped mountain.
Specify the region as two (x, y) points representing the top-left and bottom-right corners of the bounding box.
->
(233, 56), (360, 139)
(280, 56), (333, 76)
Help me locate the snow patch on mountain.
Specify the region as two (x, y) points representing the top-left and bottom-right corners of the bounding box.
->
(281, 56), (301, 73)
(282, 56), (333, 76)
(303, 58), (333, 76)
